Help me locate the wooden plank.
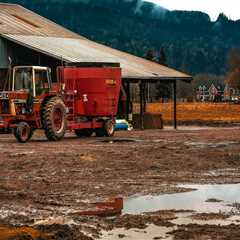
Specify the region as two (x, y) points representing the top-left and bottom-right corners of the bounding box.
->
(140, 82), (144, 130)
(173, 81), (177, 129)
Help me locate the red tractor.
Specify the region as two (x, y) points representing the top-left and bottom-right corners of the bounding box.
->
(0, 65), (121, 143)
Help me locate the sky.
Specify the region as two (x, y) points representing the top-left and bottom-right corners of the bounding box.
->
(145, 0), (240, 20)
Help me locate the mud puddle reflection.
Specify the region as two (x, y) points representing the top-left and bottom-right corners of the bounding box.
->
(123, 184), (240, 214)
(101, 184), (240, 240)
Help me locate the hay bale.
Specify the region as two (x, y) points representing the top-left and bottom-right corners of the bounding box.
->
(132, 113), (163, 129)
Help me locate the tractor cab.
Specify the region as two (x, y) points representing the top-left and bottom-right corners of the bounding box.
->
(0, 66), (61, 142)
(13, 66), (52, 97)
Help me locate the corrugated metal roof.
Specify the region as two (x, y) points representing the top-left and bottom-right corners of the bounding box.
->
(0, 3), (82, 38)
(0, 3), (192, 81)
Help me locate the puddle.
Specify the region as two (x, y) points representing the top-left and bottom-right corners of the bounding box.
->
(123, 184), (240, 214)
(184, 141), (238, 148)
(100, 224), (174, 240)
(165, 126), (240, 131)
(100, 138), (143, 143)
(99, 138), (239, 148)
(101, 184), (240, 240)
(100, 138), (172, 144)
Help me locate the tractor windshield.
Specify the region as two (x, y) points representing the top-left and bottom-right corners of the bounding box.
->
(14, 68), (33, 93)
(35, 69), (50, 95)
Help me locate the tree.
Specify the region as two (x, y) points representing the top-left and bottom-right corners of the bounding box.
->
(156, 48), (171, 100)
(216, 13), (229, 23)
(145, 49), (154, 61)
(158, 47), (167, 66)
(155, 82), (172, 100)
(226, 69), (240, 89)
(226, 48), (240, 89)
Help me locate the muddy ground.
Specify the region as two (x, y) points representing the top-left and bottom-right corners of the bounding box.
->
(1, 126), (240, 239)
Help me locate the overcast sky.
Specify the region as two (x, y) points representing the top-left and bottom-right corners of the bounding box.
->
(145, 0), (240, 20)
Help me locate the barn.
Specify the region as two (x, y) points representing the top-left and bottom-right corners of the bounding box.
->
(0, 3), (192, 128)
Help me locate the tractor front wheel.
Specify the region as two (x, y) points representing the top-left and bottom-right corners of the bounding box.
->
(42, 97), (67, 141)
(14, 122), (33, 143)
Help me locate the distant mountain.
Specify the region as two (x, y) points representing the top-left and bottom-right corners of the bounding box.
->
(2, 0), (240, 76)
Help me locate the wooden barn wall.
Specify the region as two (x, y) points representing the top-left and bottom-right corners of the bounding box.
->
(7, 41), (61, 81)
(0, 40), (61, 85)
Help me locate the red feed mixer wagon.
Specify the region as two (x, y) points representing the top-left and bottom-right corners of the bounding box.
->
(0, 65), (121, 142)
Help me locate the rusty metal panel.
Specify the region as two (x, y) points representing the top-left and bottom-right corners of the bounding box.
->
(0, 37), (8, 68)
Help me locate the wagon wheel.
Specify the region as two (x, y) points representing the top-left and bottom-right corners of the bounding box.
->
(104, 120), (115, 137)
(96, 120), (115, 137)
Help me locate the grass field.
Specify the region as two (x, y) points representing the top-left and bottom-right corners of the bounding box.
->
(134, 102), (240, 123)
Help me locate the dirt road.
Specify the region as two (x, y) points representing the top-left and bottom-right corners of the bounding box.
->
(1, 127), (240, 239)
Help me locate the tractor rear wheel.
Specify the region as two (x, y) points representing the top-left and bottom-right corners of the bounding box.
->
(14, 122), (33, 143)
(42, 97), (66, 141)
(75, 129), (93, 137)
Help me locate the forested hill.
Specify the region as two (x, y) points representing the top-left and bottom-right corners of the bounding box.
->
(2, 0), (240, 76)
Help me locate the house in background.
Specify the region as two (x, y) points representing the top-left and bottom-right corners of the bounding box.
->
(208, 84), (223, 101)
(224, 85), (231, 101)
(195, 83), (238, 102)
(196, 83), (223, 102)
(224, 84), (240, 101)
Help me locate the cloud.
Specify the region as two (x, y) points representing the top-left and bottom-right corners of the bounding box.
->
(128, 0), (168, 17)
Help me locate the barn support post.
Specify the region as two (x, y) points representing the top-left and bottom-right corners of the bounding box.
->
(125, 82), (130, 121)
(143, 82), (147, 112)
(173, 80), (177, 129)
(139, 82), (145, 130)
(38, 54), (41, 65)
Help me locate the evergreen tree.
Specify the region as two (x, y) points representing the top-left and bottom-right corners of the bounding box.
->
(156, 47), (171, 100)
(145, 49), (155, 61)
(158, 47), (167, 66)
